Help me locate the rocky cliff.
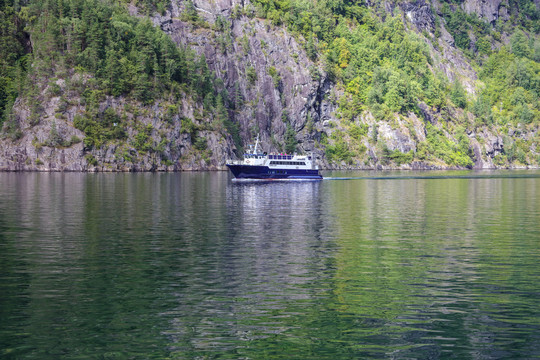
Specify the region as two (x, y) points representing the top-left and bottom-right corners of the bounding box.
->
(150, 0), (339, 159)
(0, 0), (538, 171)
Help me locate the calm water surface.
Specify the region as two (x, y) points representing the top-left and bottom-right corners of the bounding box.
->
(1, 171), (539, 359)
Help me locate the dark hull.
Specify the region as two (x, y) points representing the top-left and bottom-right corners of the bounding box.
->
(226, 164), (322, 180)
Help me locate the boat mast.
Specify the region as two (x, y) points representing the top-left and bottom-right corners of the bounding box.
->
(253, 134), (260, 154)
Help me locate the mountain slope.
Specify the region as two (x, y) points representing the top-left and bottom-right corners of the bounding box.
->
(0, 0), (539, 170)
(0, 0), (237, 171)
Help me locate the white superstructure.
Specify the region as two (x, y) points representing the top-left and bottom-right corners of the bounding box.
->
(226, 135), (318, 170)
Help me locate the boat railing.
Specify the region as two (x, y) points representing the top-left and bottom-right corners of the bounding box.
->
(226, 159), (244, 165)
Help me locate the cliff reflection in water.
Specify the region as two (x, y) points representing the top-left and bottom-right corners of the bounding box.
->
(321, 175), (540, 359)
(0, 172), (539, 359)
(165, 180), (337, 355)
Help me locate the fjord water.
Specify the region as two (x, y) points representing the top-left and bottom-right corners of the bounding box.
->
(1, 171), (539, 359)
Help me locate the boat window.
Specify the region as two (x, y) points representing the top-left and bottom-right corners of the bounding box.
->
(269, 161), (307, 166)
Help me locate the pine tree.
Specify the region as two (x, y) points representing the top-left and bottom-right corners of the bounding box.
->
(285, 123), (297, 154)
(450, 80), (467, 109)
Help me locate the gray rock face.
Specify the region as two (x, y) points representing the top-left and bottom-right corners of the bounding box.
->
(0, 77), (236, 171)
(378, 122), (417, 153)
(1, 0), (537, 171)
(1, 0), (334, 171)
(462, 0), (503, 24)
(484, 132), (504, 157)
(401, 0), (436, 33)
(435, 23), (478, 93)
(469, 130), (505, 169)
(153, 0), (331, 155)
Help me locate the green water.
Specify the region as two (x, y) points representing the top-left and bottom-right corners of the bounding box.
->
(1, 171), (539, 359)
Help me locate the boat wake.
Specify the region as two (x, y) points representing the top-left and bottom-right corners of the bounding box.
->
(323, 174), (540, 181)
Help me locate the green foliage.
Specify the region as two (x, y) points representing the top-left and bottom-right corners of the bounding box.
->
(450, 80), (467, 109)
(476, 36), (492, 56)
(132, 124), (154, 152)
(231, 82), (243, 110)
(246, 66), (257, 86)
(73, 110), (127, 150)
(479, 46), (540, 126)
(267, 66), (281, 89)
(493, 154), (507, 166)
(28, 0), (215, 105)
(503, 0), (540, 33)
(210, 93), (241, 152)
(241, 35), (250, 55)
(222, 113), (243, 153)
(440, 3), (502, 58)
(382, 147), (413, 166)
(0, 4), (29, 128)
(48, 82), (62, 97)
(420, 124), (474, 168)
(306, 35), (317, 60)
(349, 123), (368, 140)
(425, 73), (448, 111)
(231, 4), (243, 19)
(318, 12), (434, 118)
(214, 16), (233, 53)
(472, 92), (493, 125)
(250, 0), (434, 95)
(164, 104), (178, 124)
(1, 0), (537, 169)
(367, 67), (420, 114)
(511, 30), (533, 58)
(3, 0), (244, 157)
(70, 135), (82, 144)
(501, 136), (532, 165)
(181, 117), (197, 135)
(284, 123), (297, 154)
(120, 0), (169, 16)
(441, 5), (471, 51)
(325, 131), (354, 164)
(193, 136), (207, 151)
(47, 121), (63, 147)
(181, 0), (200, 23)
(248, 0), (479, 136)
(85, 154), (98, 166)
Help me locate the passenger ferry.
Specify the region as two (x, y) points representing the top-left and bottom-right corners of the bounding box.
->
(226, 136), (322, 180)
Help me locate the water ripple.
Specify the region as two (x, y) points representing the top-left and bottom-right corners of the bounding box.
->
(0, 172), (539, 359)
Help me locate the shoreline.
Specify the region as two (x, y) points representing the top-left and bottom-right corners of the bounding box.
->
(1, 165), (539, 173)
